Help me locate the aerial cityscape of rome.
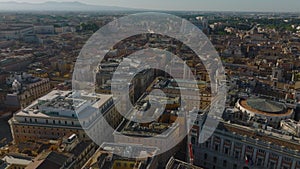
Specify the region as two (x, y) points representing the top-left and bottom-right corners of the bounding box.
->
(0, 0), (300, 169)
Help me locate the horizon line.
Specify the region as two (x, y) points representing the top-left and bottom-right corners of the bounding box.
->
(0, 1), (299, 13)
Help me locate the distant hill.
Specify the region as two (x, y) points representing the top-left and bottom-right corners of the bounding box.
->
(0, 1), (137, 11)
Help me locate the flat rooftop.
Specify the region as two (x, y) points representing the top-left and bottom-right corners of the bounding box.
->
(166, 157), (203, 169)
(83, 143), (159, 169)
(117, 92), (181, 137)
(15, 90), (113, 119)
(2, 153), (32, 166)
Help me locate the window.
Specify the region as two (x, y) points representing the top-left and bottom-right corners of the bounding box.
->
(224, 147), (229, 154)
(270, 153), (278, 158)
(215, 144), (219, 151)
(223, 160), (227, 167)
(46, 119), (48, 124)
(269, 162), (275, 169)
(234, 151), (239, 159)
(213, 156), (217, 163)
(205, 141), (209, 148)
(246, 146), (253, 151)
(204, 153), (208, 160)
(233, 164), (237, 169)
(257, 158), (263, 166)
(191, 137), (196, 144)
(284, 157), (291, 162)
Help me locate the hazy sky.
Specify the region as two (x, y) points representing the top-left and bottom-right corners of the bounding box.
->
(1, 0), (300, 12)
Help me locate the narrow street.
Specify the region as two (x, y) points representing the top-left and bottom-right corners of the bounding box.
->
(0, 117), (12, 147)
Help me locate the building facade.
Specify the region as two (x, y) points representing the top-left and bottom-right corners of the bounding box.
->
(192, 121), (300, 169)
(9, 90), (122, 144)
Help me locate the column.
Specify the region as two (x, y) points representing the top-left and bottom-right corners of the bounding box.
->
(253, 148), (258, 163)
(210, 136), (214, 150)
(277, 156), (282, 169)
(291, 159), (296, 169)
(220, 138), (224, 153)
(264, 152), (269, 168)
(230, 141), (235, 157)
(241, 145), (246, 159)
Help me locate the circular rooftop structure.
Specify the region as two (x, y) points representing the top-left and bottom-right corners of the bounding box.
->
(246, 98), (286, 114)
(236, 97), (294, 128)
(237, 98), (293, 119)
